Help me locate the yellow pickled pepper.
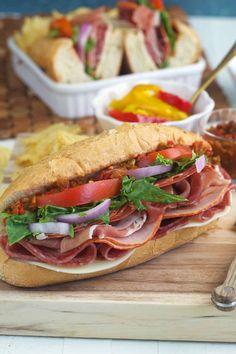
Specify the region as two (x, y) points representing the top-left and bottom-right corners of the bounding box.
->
(110, 84), (187, 121)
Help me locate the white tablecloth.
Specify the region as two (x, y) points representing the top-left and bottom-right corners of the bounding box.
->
(0, 15), (236, 354)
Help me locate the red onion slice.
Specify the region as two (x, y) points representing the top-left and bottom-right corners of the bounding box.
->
(195, 155), (206, 173)
(127, 165), (172, 179)
(29, 222), (70, 235)
(77, 23), (92, 62)
(57, 199), (111, 224)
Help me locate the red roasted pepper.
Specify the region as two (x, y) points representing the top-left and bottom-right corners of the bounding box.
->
(151, 0), (164, 10)
(109, 110), (167, 123)
(158, 90), (192, 114)
(50, 17), (73, 38)
(109, 110), (140, 122)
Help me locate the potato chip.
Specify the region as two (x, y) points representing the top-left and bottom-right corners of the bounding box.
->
(16, 123), (88, 167)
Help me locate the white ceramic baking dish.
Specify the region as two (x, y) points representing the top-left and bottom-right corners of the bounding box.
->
(93, 80), (215, 133)
(8, 37), (206, 119)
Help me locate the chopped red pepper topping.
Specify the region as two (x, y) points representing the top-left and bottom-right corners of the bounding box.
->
(50, 17), (73, 38)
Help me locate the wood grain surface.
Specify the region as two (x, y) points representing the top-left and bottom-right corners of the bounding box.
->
(0, 193), (235, 341)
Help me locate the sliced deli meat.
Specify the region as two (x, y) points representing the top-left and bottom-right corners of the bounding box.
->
(164, 166), (232, 219)
(97, 244), (129, 261)
(23, 239), (97, 266)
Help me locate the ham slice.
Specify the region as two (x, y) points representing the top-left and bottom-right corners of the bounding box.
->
(132, 5), (154, 31)
(70, 7), (106, 26)
(0, 235), (38, 262)
(97, 244), (129, 261)
(110, 203), (136, 222)
(19, 240), (97, 266)
(156, 165), (197, 188)
(86, 21), (108, 73)
(60, 211), (148, 253)
(173, 179), (191, 199)
(164, 167), (231, 219)
(29, 238), (61, 250)
(92, 205), (164, 250)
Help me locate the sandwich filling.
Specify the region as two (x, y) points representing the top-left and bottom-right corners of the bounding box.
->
(49, 9), (110, 78)
(118, 0), (176, 67)
(0, 145), (233, 268)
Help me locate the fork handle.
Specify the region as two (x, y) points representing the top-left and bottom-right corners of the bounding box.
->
(212, 256), (236, 311)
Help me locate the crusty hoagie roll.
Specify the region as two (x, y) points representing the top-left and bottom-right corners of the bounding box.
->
(26, 10), (124, 82)
(118, 1), (201, 72)
(28, 37), (92, 83)
(0, 124), (233, 287)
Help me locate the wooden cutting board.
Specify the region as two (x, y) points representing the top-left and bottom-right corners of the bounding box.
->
(0, 193), (235, 342)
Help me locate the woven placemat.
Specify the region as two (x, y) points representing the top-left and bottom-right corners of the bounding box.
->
(0, 11), (230, 139)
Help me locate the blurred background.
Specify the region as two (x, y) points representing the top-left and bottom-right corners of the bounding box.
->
(1, 0), (236, 16)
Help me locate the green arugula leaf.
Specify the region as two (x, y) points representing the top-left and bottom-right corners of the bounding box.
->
(38, 205), (70, 222)
(72, 26), (79, 44)
(159, 59), (170, 68)
(137, 0), (153, 7)
(85, 38), (96, 54)
(5, 211), (37, 245)
(154, 153), (173, 166)
(121, 176), (187, 210)
(160, 10), (176, 51)
(110, 196), (127, 210)
(0, 212), (10, 219)
(96, 210), (110, 225)
(69, 225), (74, 238)
(38, 203), (110, 225)
(48, 29), (60, 38)
(155, 151), (198, 180)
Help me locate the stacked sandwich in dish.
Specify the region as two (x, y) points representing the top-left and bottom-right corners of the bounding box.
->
(0, 124), (233, 287)
(15, 0), (201, 83)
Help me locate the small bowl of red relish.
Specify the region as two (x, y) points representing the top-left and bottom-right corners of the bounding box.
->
(203, 108), (236, 179)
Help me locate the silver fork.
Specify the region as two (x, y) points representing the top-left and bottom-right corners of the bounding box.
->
(212, 256), (236, 311)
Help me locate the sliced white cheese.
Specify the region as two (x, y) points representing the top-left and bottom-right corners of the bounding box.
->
(29, 249), (134, 274)
(179, 205), (231, 229)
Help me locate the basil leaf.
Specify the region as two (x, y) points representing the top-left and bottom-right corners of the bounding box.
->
(5, 211), (37, 245)
(85, 38), (96, 54)
(160, 10), (176, 51)
(121, 176), (187, 210)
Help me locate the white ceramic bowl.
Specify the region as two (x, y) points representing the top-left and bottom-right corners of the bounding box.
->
(93, 80), (215, 133)
(8, 38), (206, 118)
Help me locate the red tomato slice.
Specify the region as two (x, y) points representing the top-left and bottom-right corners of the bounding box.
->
(159, 146), (193, 160)
(137, 146), (193, 167)
(36, 179), (122, 208)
